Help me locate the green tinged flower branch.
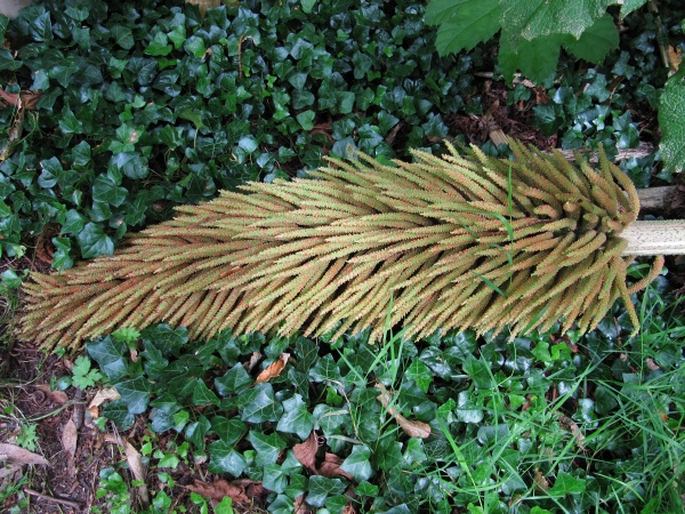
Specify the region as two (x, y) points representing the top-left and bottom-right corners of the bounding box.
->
(18, 142), (661, 350)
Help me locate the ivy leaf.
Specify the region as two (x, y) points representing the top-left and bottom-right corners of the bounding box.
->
(112, 25), (134, 50)
(248, 431), (287, 466)
(87, 336), (128, 381)
(405, 360), (432, 393)
(658, 73), (685, 172)
(111, 152), (148, 180)
(548, 472), (587, 495)
(240, 383), (282, 424)
(276, 394), (314, 440)
(306, 476), (347, 508)
(102, 399), (135, 430)
(115, 376), (150, 414)
(214, 363), (252, 396)
(77, 223), (114, 259)
(146, 32), (172, 56)
(340, 445), (373, 482)
(209, 441), (247, 477)
(563, 15), (618, 64)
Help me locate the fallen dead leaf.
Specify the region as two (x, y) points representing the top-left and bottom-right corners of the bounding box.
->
(375, 384), (431, 439)
(61, 419), (78, 464)
(246, 351), (263, 372)
(342, 505), (357, 514)
(34, 384), (68, 405)
(87, 387), (121, 419)
(255, 353), (290, 383)
(294, 494), (312, 513)
(558, 414), (586, 451)
(533, 468), (550, 492)
(0, 443), (49, 467)
(186, 479), (267, 507)
(667, 45), (682, 73)
(104, 434), (149, 505)
(293, 431), (319, 472)
(0, 89), (41, 109)
(319, 452), (353, 481)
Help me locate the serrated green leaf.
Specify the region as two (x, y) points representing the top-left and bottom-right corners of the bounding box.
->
(620, 0), (648, 18)
(659, 74), (685, 172)
(564, 15), (618, 64)
(427, 0), (500, 55)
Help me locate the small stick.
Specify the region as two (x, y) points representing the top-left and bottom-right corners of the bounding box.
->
(24, 488), (81, 509)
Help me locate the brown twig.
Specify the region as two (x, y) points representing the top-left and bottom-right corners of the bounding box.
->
(24, 488), (81, 509)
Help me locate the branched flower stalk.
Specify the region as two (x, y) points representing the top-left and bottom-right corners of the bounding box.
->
(18, 141), (663, 351)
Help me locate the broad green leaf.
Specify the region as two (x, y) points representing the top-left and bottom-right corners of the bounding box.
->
(564, 15), (618, 64)
(112, 25), (134, 50)
(427, 0), (500, 55)
(276, 394), (313, 440)
(499, 33), (562, 83)
(659, 73), (685, 172)
(185, 416), (211, 451)
(102, 399), (135, 430)
(340, 444), (373, 482)
(620, 0), (648, 18)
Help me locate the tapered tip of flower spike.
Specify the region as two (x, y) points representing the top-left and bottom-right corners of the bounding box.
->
(17, 140), (661, 351)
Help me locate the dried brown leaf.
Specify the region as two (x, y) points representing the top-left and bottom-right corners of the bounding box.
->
(87, 387), (120, 419)
(104, 434), (149, 505)
(294, 494), (312, 514)
(558, 414), (586, 451)
(255, 353), (290, 383)
(0, 89), (41, 109)
(319, 452), (353, 481)
(34, 384), (68, 404)
(534, 468), (550, 492)
(375, 384), (431, 439)
(61, 418), (78, 463)
(186, 479), (250, 504)
(293, 431), (318, 472)
(246, 351), (263, 372)
(0, 443), (49, 467)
